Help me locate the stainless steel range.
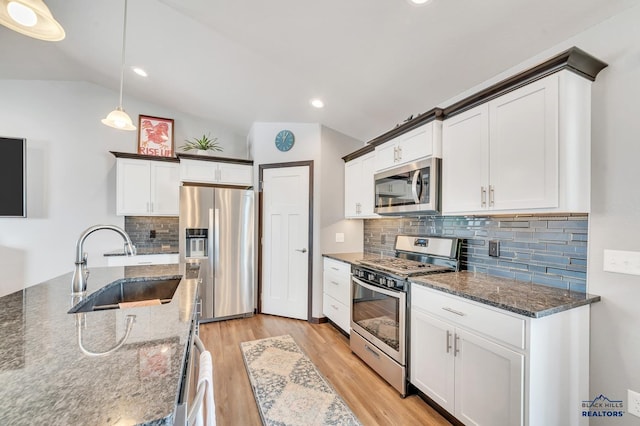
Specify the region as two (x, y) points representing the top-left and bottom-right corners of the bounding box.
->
(350, 235), (460, 397)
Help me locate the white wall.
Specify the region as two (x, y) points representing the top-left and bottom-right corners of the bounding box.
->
(248, 122), (362, 318)
(438, 5), (640, 423)
(319, 126), (364, 255)
(0, 79), (246, 297)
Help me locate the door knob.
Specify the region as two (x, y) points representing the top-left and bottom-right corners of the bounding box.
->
(295, 248), (308, 253)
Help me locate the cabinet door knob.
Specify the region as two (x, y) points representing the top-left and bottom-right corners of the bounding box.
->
(489, 185), (495, 207)
(481, 186), (487, 207)
(446, 330), (452, 354)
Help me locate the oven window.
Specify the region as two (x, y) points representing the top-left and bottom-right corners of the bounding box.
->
(375, 167), (430, 208)
(352, 282), (400, 351)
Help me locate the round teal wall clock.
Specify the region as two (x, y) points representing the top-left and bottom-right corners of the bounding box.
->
(275, 130), (295, 152)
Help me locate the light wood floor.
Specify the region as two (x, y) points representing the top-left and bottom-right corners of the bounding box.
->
(199, 314), (452, 426)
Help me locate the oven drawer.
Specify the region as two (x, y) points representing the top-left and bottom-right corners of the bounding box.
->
(351, 330), (406, 396)
(411, 284), (525, 349)
(323, 293), (350, 334)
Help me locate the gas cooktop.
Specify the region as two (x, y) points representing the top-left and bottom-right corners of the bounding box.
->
(358, 257), (452, 277)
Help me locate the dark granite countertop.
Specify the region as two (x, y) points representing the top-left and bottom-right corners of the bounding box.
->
(104, 247), (179, 257)
(0, 264), (199, 425)
(322, 252), (393, 265)
(410, 271), (600, 318)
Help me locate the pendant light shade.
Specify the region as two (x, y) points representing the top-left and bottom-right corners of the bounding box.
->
(0, 0), (65, 41)
(102, 0), (136, 131)
(101, 107), (136, 131)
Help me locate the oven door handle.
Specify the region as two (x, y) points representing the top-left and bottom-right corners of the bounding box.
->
(352, 276), (405, 299)
(411, 170), (422, 204)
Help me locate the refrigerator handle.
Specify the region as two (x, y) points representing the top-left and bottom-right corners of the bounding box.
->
(208, 208), (215, 278)
(214, 208), (220, 277)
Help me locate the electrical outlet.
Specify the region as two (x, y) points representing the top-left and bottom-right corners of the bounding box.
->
(489, 240), (500, 257)
(149, 229), (156, 239)
(629, 389), (640, 417)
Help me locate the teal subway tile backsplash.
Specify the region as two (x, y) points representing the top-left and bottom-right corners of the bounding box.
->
(363, 214), (588, 293)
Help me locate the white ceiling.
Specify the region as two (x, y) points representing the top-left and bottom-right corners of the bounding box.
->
(0, 0), (636, 142)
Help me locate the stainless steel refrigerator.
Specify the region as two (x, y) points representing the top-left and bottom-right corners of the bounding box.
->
(179, 185), (255, 322)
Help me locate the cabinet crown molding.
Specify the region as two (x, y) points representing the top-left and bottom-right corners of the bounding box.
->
(443, 46), (607, 118)
(342, 46), (607, 162)
(110, 151), (180, 163)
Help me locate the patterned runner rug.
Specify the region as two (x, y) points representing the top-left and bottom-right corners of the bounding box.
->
(240, 334), (362, 426)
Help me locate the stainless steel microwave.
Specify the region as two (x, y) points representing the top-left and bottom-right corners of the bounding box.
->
(374, 158), (441, 215)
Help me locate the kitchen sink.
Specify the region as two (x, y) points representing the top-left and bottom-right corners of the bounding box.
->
(68, 276), (182, 313)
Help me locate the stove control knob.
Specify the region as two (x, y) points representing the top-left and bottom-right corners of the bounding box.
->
(368, 273), (375, 281)
(387, 278), (395, 288)
(379, 277), (386, 286)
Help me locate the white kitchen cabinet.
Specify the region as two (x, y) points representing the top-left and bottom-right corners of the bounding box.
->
(442, 70), (591, 215)
(441, 104), (489, 214)
(344, 152), (378, 218)
(411, 289), (524, 425)
(106, 253), (179, 267)
(375, 121), (442, 172)
(180, 158), (252, 186)
(322, 257), (351, 334)
(116, 158), (179, 216)
(410, 283), (590, 426)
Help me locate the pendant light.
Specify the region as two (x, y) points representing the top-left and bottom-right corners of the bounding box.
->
(102, 0), (136, 131)
(0, 0), (65, 41)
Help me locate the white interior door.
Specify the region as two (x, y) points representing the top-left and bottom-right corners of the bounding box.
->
(262, 165), (310, 320)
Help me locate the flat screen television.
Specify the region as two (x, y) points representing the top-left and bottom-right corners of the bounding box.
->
(0, 137), (26, 217)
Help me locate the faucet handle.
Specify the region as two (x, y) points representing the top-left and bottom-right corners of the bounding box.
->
(125, 243), (137, 256)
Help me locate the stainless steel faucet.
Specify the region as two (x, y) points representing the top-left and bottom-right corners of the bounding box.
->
(71, 224), (136, 294)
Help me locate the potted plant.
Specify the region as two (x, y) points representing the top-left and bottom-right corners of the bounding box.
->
(180, 133), (223, 155)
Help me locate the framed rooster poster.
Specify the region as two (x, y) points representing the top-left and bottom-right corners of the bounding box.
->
(137, 115), (174, 157)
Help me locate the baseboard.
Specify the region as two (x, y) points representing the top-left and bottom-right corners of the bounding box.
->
(308, 316), (328, 324)
(407, 383), (464, 426)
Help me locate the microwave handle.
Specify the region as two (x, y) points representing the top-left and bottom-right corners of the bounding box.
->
(411, 170), (422, 204)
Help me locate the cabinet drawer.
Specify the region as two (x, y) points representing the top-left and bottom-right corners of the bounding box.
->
(323, 293), (350, 334)
(411, 284), (525, 349)
(323, 257), (350, 275)
(323, 269), (350, 303)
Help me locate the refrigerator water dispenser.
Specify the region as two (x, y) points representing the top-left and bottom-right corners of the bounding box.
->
(185, 228), (208, 258)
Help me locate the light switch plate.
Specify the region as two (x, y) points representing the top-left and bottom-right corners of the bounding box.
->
(603, 249), (640, 276)
(335, 233), (345, 243)
(629, 389), (640, 417)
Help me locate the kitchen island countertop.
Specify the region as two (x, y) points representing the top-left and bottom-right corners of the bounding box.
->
(0, 264), (198, 425)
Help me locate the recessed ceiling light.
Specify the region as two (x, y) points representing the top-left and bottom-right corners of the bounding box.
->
(132, 67), (148, 77)
(408, 0), (431, 5)
(310, 98), (324, 109)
